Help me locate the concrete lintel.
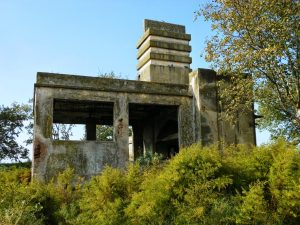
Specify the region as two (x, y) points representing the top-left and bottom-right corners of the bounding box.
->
(36, 72), (192, 97)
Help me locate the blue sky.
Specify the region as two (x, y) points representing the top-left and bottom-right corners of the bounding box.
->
(0, 0), (269, 146)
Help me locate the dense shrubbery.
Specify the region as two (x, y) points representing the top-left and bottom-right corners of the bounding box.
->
(1, 140), (300, 224)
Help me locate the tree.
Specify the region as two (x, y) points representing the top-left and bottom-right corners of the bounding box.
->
(96, 125), (113, 141)
(197, 0), (300, 143)
(0, 103), (31, 162)
(52, 124), (75, 140)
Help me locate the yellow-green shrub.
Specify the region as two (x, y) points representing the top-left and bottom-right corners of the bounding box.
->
(126, 144), (233, 225)
(0, 167), (44, 225)
(1, 140), (300, 225)
(76, 164), (142, 225)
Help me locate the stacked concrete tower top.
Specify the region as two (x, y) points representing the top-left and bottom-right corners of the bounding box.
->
(137, 19), (192, 85)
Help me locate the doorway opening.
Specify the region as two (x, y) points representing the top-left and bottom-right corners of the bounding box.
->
(129, 103), (179, 160)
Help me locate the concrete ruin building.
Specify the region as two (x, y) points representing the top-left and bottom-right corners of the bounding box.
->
(32, 19), (256, 181)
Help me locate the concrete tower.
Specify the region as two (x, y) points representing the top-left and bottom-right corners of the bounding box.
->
(137, 19), (192, 84)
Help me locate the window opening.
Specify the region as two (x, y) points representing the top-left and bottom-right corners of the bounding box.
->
(53, 99), (114, 141)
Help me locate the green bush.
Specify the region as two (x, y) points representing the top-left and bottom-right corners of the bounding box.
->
(76, 164), (142, 225)
(126, 144), (234, 225)
(1, 140), (300, 224)
(41, 167), (83, 225)
(0, 167), (43, 225)
(136, 151), (164, 167)
(125, 141), (300, 224)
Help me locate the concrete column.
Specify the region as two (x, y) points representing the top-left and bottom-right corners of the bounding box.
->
(132, 124), (143, 159)
(178, 98), (194, 148)
(143, 121), (154, 154)
(114, 94), (129, 167)
(86, 119), (96, 140)
(32, 88), (53, 181)
(189, 69), (219, 146)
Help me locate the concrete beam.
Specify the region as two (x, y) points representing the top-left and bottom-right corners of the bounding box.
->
(36, 72), (192, 97)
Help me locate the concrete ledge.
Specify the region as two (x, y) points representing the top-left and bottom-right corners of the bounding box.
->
(144, 19), (185, 33)
(137, 28), (191, 48)
(137, 40), (191, 59)
(36, 72), (192, 97)
(137, 52), (192, 70)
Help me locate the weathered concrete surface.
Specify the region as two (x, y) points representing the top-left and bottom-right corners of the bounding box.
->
(144, 19), (186, 33)
(36, 72), (191, 96)
(138, 64), (190, 84)
(32, 19), (256, 182)
(137, 20), (192, 85)
(137, 40), (191, 59)
(189, 68), (256, 146)
(137, 28), (191, 48)
(33, 73), (194, 181)
(189, 69), (219, 145)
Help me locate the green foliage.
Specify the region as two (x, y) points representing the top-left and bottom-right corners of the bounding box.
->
(1, 141), (300, 224)
(97, 70), (122, 79)
(0, 161), (31, 169)
(136, 151), (164, 167)
(0, 166), (83, 225)
(76, 164), (142, 225)
(96, 125), (114, 141)
(0, 167), (43, 225)
(237, 181), (270, 224)
(126, 144), (234, 225)
(0, 103), (31, 161)
(43, 167), (83, 225)
(197, 0), (300, 143)
(52, 124), (75, 140)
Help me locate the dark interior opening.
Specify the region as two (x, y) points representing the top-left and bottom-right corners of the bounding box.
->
(129, 103), (179, 160)
(53, 99), (114, 141)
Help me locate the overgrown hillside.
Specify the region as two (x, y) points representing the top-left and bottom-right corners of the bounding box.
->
(1, 140), (300, 225)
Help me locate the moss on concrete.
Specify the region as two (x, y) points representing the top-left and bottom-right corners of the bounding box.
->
(45, 141), (88, 181)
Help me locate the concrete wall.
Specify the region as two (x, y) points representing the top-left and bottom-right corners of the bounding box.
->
(33, 73), (194, 181)
(189, 68), (256, 146)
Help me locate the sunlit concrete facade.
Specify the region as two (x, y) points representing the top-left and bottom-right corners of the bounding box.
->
(32, 20), (256, 181)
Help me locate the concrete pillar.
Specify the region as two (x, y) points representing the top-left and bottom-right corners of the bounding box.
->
(86, 119), (96, 140)
(132, 124), (143, 159)
(178, 99), (195, 148)
(189, 69), (219, 146)
(143, 121), (154, 154)
(32, 88), (53, 181)
(114, 94), (129, 167)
